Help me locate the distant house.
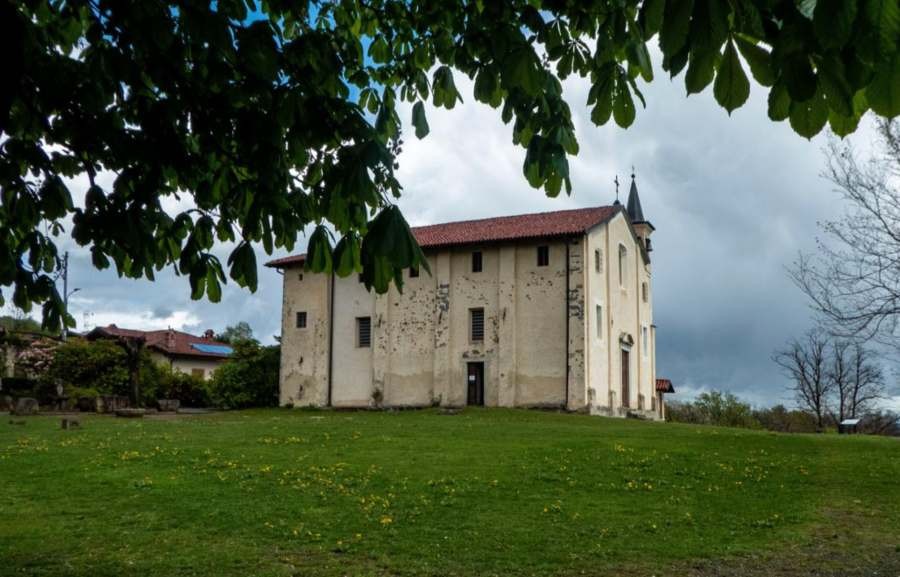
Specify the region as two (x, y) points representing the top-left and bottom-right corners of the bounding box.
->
(86, 325), (233, 380)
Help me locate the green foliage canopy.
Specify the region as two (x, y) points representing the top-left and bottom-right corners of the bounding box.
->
(2, 0), (898, 329)
(46, 339), (131, 397)
(215, 321), (255, 345)
(208, 340), (280, 409)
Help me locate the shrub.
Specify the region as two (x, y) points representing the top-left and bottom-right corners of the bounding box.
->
(47, 339), (131, 397)
(139, 361), (210, 407)
(208, 342), (279, 409)
(160, 370), (210, 407)
(666, 391), (757, 428)
(752, 404), (820, 433)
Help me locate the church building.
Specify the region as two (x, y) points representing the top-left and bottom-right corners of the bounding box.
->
(267, 177), (672, 418)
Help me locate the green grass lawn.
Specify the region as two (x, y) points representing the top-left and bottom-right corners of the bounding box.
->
(1, 409), (898, 576)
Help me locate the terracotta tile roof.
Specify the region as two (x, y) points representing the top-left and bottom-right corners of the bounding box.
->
(656, 378), (675, 393)
(87, 325), (233, 359)
(266, 205), (620, 268)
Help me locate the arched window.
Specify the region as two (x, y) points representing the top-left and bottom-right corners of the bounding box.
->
(618, 244), (627, 286)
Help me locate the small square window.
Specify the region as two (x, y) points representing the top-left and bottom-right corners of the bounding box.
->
(537, 245), (549, 267)
(472, 251), (483, 273)
(296, 311), (307, 329)
(357, 316), (371, 348)
(470, 308), (485, 342)
(409, 266), (419, 278)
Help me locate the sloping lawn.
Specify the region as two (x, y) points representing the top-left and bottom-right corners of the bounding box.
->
(1, 409), (898, 576)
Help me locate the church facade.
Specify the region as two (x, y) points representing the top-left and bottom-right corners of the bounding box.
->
(267, 179), (671, 418)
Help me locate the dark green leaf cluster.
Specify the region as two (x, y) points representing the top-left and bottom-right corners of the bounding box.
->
(207, 340), (280, 409)
(2, 1), (897, 329)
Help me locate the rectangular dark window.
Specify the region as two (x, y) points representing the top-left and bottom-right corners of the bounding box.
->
(472, 251), (483, 273)
(357, 316), (371, 348)
(296, 311), (307, 328)
(470, 308), (485, 342)
(191, 368), (205, 379)
(409, 266), (419, 278)
(537, 245), (550, 267)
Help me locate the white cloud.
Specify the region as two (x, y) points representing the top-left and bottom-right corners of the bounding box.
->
(81, 309), (202, 332)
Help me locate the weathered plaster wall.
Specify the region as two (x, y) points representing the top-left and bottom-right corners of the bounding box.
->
(511, 240), (568, 407)
(278, 268), (330, 406)
(446, 245), (500, 406)
(381, 262), (437, 406)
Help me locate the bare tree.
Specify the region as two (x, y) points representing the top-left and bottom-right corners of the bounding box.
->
(827, 340), (853, 422)
(791, 120), (900, 346)
(844, 343), (885, 419)
(773, 331), (833, 432)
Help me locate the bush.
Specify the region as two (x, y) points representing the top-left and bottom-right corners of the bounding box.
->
(160, 370), (210, 407)
(47, 339), (131, 397)
(208, 342), (279, 409)
(752, 404), (820, 433)
(139, 361), (210, 407)
(666, 391), (757, 428)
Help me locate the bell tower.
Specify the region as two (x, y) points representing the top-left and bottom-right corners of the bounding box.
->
(626, 171), (654, 253)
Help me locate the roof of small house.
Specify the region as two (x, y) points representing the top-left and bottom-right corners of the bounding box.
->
(266, 205), (622, 268)
(86, 325), (233, 359)
(656, 378), (675, 393)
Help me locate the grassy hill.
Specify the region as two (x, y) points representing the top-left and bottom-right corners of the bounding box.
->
(1, 409), (897, 576)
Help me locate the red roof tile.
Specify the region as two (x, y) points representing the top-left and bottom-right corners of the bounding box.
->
(87, 325), (233, 359)
(656, 378), (675, 393)
(266, 205), (620, 268)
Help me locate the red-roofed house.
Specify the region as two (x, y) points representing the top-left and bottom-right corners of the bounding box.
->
(86, 325), (233, 380)
(267, 177), (665, 418)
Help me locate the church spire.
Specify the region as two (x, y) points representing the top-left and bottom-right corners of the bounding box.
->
(625, 169), (654, 254)
(626, 169), (646, 223)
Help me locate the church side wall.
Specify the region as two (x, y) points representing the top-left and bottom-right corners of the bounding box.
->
(276, 239), (593, 411)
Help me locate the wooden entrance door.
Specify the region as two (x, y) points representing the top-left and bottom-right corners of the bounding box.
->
(467, 362), (484, 406)
(621, 349), (630, 408)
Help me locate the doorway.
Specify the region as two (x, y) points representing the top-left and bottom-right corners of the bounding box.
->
(467, 362), (484, 406)
(621, 349), (630, 408)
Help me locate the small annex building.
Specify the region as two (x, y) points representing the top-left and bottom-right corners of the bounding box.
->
(86, 325), (232, 380)
(267, 177), (672, 418)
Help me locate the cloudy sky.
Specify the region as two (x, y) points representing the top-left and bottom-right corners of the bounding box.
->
(14, 53), (896, 409)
